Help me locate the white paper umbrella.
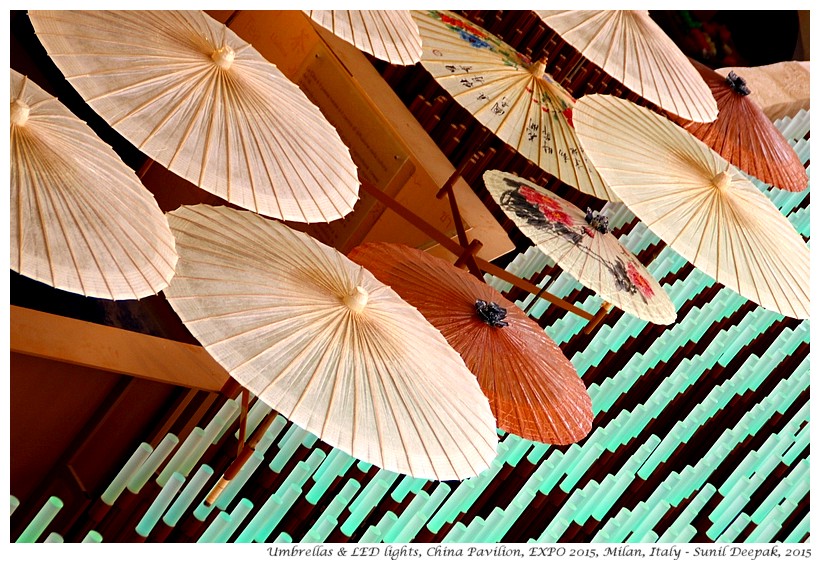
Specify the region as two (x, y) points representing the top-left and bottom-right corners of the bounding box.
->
(573, 94), (810, 319)
(10, 68), (177, 300)
(29, 10), (360, 224)
(537, 10), (718, 123)
(484, 170), (676, 325)
(412, 9), (613, 201)
(305, 10), (422, 65)
(163, 204), (498, 480)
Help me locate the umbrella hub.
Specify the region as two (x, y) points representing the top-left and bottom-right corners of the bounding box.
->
(211, 44), (236, 70)
(711, 170), (732, 192)
(10, 98), (30, 127)
(475, 299), (509, 328)
(725, 71), (751, 96)
(529, 57), (548, 79)
(343, 285), (369, 313)
(584, 208), (610, 234)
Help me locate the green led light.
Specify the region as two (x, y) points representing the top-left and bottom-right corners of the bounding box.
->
(164, 464), (213, 527)
(136, 472), (185, 537)
(215, 498), (254, 543)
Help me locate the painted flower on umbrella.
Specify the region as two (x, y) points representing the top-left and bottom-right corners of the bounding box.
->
(519, 185), (574, 227)
(456, 30), (492, 50)
(626, 261), (655, 299)
(437, 11), (489, 40)
(562, 107), (574, 128)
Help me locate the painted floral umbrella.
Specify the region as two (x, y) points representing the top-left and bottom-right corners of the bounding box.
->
(484, 170), (676, 325)
(305, 10), (422, 65)
(412, 9), (613, 201)
(668, 59), (808, 192)
(163, 204), (498, 481)
(349, 241), (593, 445)
(537, 10), (718, 123)
(10, 68), (177, 300)
(28, 10), (360, 224)
(573, 94), (810, 319)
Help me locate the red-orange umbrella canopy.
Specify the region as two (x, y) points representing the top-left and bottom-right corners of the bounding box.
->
(669, 60), (808, 192)
(348, 241), (592, 445)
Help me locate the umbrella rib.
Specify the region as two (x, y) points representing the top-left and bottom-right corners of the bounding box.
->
(289, 313), (351, 428)
(11, 132), (27, 272)
(223, 75), (306, 219)
(365, 311), (494, 478)
(172, 207), (320, 275)
(14, 87), (176, 298)
(37, 154), (120, 296)
(238, 80), (354, 221)
(358, 322), (430, 477)
(727, 199), (806, 315)
(15, 135), (62, 289)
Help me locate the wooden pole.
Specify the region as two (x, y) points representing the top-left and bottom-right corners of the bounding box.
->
(358, 181), (594, 321)
(204, 409), (279, 507)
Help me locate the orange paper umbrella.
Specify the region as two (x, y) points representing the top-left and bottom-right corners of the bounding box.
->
(573, 94), (810, 319)
(29, 10), (359, 224)
(484, 170), (676, 325)
(349, 242), (593, 445)
(716, 61), (810, 123)
(537, 10), (717, 123)
(163, 204), (497, 480)
(412, 9), (613, 201)
(10, 68), (177, 300)
(668, 60), (808, 192)
(305, 10), (422, 65)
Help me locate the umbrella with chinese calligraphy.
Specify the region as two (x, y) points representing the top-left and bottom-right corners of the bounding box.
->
(412, 9), (613, 201)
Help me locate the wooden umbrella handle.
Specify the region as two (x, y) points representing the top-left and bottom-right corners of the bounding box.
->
(583, 301), (612, 334)
(204, 409), (279, 506)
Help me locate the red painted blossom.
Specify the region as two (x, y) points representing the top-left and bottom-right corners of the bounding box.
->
(519, 185), (574, 226)
(439, 13), (488, 39)
(627, 262), (655, 298)
(562, 107), (574, 128)
(539, 205), (574, 226)
(519, 185), (557, 208)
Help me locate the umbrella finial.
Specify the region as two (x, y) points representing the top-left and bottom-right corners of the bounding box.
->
(711, 170), (732, 192)
(211, 43), (236, 70)
(529, 56), (548, 78)
(584, 207), (610, 234)
(725, 71), (752, 96)
(11, 98), (30, 127)
(343, 286), (369, 313)
(475, 299), (509, 328)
